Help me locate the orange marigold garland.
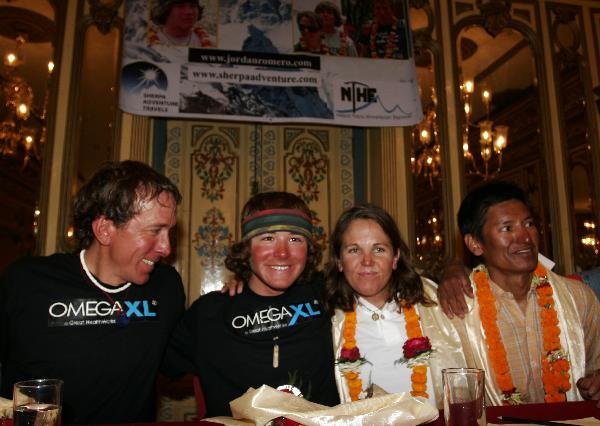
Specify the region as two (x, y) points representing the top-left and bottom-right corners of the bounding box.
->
(337, 306), (368, 401)
(397, 304), (433, 398)
(148, 26), (160, 45)
(337, 302), (434, 400)
(533, 264), (572, 403)
(473, 263), (571, 405)
(369, 17), (399, 58)
(193, 27), (213, 47)
(338, 31), (349, 56)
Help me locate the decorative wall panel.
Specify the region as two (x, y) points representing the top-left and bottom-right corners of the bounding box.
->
(547, 3), (600, 271)
(165, 121), (354, 303)
(593, 9), (600, 83)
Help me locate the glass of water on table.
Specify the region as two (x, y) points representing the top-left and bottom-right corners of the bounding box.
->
(13, 379), (63, 426)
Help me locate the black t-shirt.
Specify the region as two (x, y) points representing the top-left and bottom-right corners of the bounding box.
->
(0, 253), (185, 424)
(163, 277), (339, 417)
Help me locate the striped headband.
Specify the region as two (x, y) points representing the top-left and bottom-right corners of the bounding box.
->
(241, 208), (313, 241)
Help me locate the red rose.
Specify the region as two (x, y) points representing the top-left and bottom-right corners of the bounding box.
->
(341, 346), (361, 361)
(268, 416), (302, 426)
(403, 337), (432, 359)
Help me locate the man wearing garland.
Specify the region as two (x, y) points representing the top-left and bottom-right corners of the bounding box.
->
(357, 0), (409, 59)
(0, 161), (186, 423)
(162, 192), (339, 416)
(455, 181), (600, 405)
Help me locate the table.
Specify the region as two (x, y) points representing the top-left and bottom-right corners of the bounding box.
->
(2, 401), (598, 426)
(488, 400), (600, 422)
(428, 400), (600, 425)
(0, 421), (223, 426)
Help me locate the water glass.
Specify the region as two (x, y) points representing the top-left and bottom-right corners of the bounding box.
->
(13, 379), (63, 426)
(442, 368), (485, 426)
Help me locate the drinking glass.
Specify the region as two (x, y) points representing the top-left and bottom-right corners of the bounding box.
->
(442, 368), (485, 426)
(13, 379), (63, 426)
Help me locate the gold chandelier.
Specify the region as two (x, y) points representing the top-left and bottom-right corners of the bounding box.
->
(581, 220), (599, 253)
(411, 86), (441, 187)
(461, 79), (508, 180)
(416, 209), (443, 255)
(1, 35), (53, 167)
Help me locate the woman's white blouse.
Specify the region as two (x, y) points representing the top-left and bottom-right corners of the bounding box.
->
(354, 297), (435, 398)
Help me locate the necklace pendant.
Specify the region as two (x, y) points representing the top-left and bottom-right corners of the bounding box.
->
(371, 312), (380, 321)
(273, 337), (279, 368)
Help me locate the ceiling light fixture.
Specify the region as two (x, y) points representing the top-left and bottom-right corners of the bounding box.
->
(0, 34), (53, 167)
(461, 79), (508, 180)
(411, 86), (441, 187)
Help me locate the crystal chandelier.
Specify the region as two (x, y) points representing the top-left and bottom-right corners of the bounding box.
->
(411, 86), (440, 187)
(0, 35), (53, 167)
(461, 79), (508, 180)
(416, 210), (443, 255)
(581, 220), (599, 253)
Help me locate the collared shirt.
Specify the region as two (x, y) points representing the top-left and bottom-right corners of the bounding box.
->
(355, 297), (435, 398)
(479, 275), (600, 403)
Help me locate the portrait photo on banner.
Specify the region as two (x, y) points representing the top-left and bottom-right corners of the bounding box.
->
(292, 0), (411, 59)
(146, 0), (218, 48)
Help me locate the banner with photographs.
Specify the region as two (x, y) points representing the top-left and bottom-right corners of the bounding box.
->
(120, 0), (423, 127)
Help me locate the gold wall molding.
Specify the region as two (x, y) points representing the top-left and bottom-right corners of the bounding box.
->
(162, 121), (354, 301)
(547, 2), (600, 271)
(88, 0), (123, 35)
(120, 113), (151, 161)
(40, 1), (78, 254)
(476, 0), (512, 37)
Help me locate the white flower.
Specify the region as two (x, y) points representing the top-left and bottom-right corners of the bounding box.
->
(336, 358), (370, 373)
(395, 349), (435, 367)
(502, 391), (524, 405)
(547, 349), (569, 363)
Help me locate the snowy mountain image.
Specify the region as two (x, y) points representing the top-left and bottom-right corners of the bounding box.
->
(219, 0), (292, 53)
(181, 81), (332, 118)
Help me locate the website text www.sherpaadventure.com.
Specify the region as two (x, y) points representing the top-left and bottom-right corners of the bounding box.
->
(188, 64), (320, 87)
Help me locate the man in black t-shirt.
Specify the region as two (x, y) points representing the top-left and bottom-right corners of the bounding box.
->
(163, 192), (339, 417)
(0, 161), (185, 424)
